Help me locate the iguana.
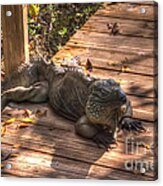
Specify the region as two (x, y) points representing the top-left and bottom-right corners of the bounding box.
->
(1, 57), (145, 149)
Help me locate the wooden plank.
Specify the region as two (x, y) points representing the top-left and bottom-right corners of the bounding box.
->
(1, 103), (155, 146)
(2, 128), (155, 178)
(126, 1), (157, 6)
(105, 2), (157, 6)
(3, 120), (155, 155)
(1, 148), (155, 180)
(2, 104), (155, 155)
(53, 46), (157, 76)
(2, 128), (155, 175)
(82, 16), (156, 38)
(2, 102), (155, 137)
(87, 15), (156, 30)
(83, 56), (156, 76)
(2, 103), (156, 146)
(1, 5), (29, 76)
(1, 151), (85, 178)
(69, 31), (155, 55)
(1, 102), (156, 179)
(91, 68), (156, 98)
(67, 41), (151, 56)
(2, 102), (155, 147)
(96, 3), (157, 21)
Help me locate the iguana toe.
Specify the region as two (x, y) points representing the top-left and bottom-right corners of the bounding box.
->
(93, 131), (116, 151)
(121, 117), (146, 133)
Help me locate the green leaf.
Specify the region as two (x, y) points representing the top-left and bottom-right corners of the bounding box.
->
(58, 27), (68, 37)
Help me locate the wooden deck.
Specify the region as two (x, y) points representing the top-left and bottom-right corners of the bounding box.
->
(1, 2), (158, 180)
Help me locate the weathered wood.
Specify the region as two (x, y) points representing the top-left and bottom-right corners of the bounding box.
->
(96, 3), (157, 21)
(69, 31), (155, 55)
(1, 5), (29, 76)
(1, 148), (155, 180)
(2, 131), (155, 178)
(2, 102), (155, 145)
(105, 1), (157, 6)
(128, 1), (157, 6)
(92, 68), (156, 98)
(2, 135), (155, 179)
(1, 102), (156, 178)
(82, 16), (156, 38)
(53, 46), (157, 76)
(2, 103), (155, 142)
(2, 103), (155, 163)
(3, 120), (155, 154)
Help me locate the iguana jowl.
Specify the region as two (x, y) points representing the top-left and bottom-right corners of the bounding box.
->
(1, 58), (145, 149)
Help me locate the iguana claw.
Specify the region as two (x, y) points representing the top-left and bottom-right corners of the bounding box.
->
(93, 131), (117, 150)
(120, 117), (146, 133)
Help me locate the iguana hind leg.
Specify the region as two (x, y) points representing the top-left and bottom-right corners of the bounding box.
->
(75, 116), (98, 139)
(1, 81), (49, 110)
(75, 115), (116, 149)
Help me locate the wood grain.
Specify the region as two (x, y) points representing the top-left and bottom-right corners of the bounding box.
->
(1, 5), (29, 76)
(96, 3), (158, 21)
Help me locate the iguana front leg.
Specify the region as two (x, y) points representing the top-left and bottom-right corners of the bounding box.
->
(1, 81), (49, 111)
(75, 116), (116, 149)
(119, 99), (145, 132)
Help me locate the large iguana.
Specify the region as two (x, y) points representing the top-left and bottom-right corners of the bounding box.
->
(1, 57), (145, 149)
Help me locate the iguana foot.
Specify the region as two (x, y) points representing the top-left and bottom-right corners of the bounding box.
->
(76, 116), (118, 150)
(120, 117), (146, 133)
(1, 81), (49, 111)
(93, 131), (117, 150)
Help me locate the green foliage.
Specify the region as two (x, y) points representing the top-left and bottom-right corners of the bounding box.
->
(28, 3), (100, 59)
(29, 4), (40, 18)
(58, 27), (68, 37)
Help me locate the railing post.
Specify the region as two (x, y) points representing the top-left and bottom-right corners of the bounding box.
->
(2, 5), (29, 76)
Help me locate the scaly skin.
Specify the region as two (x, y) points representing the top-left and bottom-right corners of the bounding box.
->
(1, 58), (145, 149)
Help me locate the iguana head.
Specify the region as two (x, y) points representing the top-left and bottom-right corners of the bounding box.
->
(86, 79), (127, 125)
